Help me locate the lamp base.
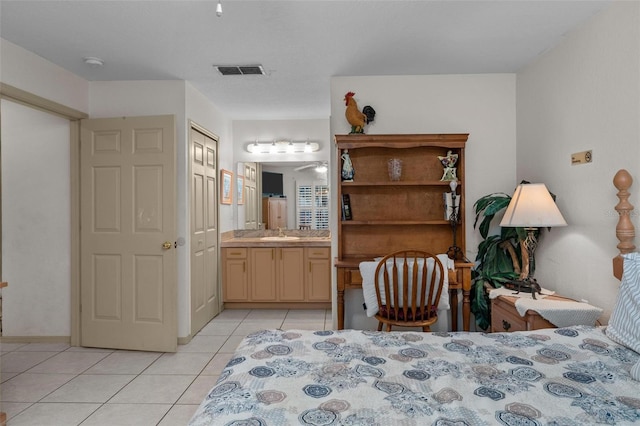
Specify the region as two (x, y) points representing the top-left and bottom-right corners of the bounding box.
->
(504, 278), (542, 299)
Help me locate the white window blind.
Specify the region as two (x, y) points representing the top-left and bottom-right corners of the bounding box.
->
(296, 182), (329, 229)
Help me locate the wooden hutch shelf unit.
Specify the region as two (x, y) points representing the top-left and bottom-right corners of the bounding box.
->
(334, 134), (473, 331)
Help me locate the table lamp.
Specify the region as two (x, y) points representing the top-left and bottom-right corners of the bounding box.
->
(500, 183), (567, 287)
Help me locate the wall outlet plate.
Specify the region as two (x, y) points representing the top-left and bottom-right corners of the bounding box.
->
(571, 150), (592, 165)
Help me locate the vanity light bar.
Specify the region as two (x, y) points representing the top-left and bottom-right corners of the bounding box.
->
(246, 140), (320, 154)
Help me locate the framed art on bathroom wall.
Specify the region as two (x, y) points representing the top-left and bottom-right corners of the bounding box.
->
(237, 175), (245, 205)
(221, 169), (233, 205)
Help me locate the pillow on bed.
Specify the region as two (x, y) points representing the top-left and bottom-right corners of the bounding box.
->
(605, 252), (640, 380)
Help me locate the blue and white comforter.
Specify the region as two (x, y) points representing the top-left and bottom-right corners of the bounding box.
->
(189, 327), (640, 425)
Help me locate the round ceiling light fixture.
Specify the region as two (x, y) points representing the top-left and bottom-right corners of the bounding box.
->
(83, 56), (104, 67)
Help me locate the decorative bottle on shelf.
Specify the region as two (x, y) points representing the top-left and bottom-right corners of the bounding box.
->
(387, 158), (402, 181)
(341, 149), (354, 182)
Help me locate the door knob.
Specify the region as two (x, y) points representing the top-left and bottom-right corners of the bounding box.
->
(162, 241), (174, 249)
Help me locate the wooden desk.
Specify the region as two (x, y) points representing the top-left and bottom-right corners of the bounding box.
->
(335, 259), (474, 331)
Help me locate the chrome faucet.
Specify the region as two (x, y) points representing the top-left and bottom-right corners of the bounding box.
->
(278, 227), (286, 237)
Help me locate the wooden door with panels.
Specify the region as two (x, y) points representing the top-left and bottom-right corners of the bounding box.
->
(244, 162), (258, 229)
(190, 126), (220, 336)
(80, 115), (177, 352)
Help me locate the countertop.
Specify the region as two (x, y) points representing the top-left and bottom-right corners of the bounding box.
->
(220, 230), (331, 248)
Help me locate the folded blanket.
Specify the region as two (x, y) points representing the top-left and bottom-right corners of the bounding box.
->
(360, 254), (451, 317)
(489, 287), (602, 327)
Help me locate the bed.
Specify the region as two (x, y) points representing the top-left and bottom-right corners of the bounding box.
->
(190, 170), (640, 425)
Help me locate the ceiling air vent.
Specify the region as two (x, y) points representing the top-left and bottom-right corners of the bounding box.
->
(216, 65), (265, 76)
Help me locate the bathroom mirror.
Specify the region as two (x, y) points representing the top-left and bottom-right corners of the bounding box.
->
(236, 161), (330, 230)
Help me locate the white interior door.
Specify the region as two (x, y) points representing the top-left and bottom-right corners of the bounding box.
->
(244, 162), (258, 229)
(80, 115), (177, 352)
(190, 126), (220, 335)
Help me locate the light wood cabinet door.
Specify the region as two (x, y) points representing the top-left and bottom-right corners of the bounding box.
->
(250, 248), (277, 301)
(223, 245), (330, 305)
(306, 248), (331, 302)
(222, 249), (248, 301)
(279, 248), (305, 301)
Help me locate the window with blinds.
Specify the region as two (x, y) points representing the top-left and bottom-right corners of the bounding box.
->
(296, 182), (329, 229)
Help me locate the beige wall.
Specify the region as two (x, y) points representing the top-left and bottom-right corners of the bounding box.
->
(1, 41), (233, 339)
(1, 100), (72, 337)
(89, 81), (235, 338)
(1, 39), (89, 113)
(1, 39), (87, 338)
(2, 0), (637, 337)
(329, 3), (639, 331)
(516, 1), (640, 321)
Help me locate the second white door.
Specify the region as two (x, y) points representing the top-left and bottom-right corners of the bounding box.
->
(190, 126), (220, 335)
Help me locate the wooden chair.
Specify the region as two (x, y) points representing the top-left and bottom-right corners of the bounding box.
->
(374, 250), (445, 332)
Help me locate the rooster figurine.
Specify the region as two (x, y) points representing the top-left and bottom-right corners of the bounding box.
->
(344, 92), (375, 134)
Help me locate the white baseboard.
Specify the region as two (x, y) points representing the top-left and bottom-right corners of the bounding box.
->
(0, 336), (70, 344)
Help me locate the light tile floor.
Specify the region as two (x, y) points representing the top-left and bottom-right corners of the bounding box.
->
(0, 309), (332, 425)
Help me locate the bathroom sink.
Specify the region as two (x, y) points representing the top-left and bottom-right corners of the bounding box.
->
(260, 236), (300, 241)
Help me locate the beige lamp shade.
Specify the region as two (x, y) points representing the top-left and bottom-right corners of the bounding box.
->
(500, 183), (567, 228)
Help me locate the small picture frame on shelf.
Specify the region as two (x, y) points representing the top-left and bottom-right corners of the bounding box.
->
(342, 194), (352, 220)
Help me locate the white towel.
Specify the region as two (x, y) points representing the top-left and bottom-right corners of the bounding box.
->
(489, 287), (602, 327)
(360, 254), (451, 317)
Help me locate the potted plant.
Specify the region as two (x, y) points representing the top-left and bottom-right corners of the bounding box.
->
(471, 182), (536, 330)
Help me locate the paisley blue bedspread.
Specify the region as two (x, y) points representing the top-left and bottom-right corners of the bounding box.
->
(189, 327), (640, 425)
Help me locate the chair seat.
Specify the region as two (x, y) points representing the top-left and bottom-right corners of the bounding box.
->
(378, 305), (437, 321)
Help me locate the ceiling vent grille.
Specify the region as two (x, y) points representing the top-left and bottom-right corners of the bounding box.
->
(216, 65), (265, 76)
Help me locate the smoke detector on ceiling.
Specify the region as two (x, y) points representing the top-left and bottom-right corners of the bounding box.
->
(215, 65), (265, 76)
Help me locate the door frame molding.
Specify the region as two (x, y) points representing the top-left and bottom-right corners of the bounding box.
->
(0, 83), (87, 346)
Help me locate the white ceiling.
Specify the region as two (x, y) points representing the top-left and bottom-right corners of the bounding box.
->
(0, 0), (610, 120)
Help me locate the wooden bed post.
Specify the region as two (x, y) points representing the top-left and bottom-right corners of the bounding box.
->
(613, 169), (635, 280)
